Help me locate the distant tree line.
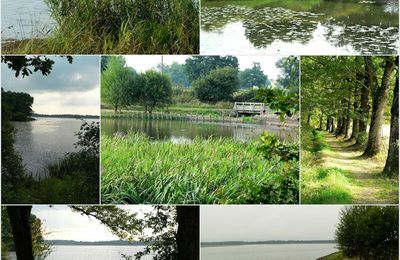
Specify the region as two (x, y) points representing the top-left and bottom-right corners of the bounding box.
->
(101, 55), (299, 110)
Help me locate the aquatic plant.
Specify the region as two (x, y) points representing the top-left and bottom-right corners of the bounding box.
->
(4, 0), (199, 54)
(101, 133), (299, 204)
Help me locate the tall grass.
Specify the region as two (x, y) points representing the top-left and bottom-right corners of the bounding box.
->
(3, 0), (199, 54)
(101, 133), (298, 204)
(2, 151), (99, 204)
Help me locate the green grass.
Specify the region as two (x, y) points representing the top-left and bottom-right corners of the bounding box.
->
(301, 127), (398, 204)
(2, 151), (99, 204)
(101, 133), (299, 204)
(3, 0), (199, 54)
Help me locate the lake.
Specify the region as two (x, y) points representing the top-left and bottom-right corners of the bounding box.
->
(1, 0), (56, 40)
(201, 0), (399, 55)
(12, 117), (98, 179)
(201, 243), (338, 260)
(9, 245), (154, 260)
(101, 118), (298, 143)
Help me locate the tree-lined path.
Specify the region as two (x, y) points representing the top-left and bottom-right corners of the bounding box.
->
(319, 132), (398, 204)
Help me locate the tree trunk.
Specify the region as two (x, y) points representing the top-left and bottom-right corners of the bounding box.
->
(330, 118), (335, 133)
(363, 57), (396, 157)
(7, 206), (34, 260)
(351, 84), (360, 140)
(383, 73), (399, 177)
(326, 116), (331, 131)
(176, 206), (199, 260)
(356, 67), (371, 146)
(319, 113), (323, 130)
(307, 113), (311, 125)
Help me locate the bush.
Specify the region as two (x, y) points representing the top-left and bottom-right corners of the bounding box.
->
(336, 206), (399, 259)
(256, 131), (299, 161)
(193, 67), (239, 103)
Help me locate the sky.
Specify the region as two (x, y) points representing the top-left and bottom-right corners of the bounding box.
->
(32, 206), (156, 242)
(123, 55), (286, 80)
(1, 56), (100, 115)
(201, 205), (343, 242)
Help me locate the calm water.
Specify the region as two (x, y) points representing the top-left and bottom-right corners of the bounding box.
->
(101, 118), (297, 142)
(201, 0), (399, 55)
(9, 245), (154, 260)
(1, 0), (56, 40)
(201, 243), (337, 260)
(13, 117), (97, 179)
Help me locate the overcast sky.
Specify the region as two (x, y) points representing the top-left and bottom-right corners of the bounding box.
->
(123, 55), (287, 80)
(1, 56), (100, 115)
(32, 206), (156, 242)
(201, 206), (343, 242)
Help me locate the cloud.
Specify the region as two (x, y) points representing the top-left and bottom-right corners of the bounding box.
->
(1, 55), (99, 93)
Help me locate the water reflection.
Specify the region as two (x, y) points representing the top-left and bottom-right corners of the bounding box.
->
(201, 0), (399, 55)
(101, 118), (298, 143)
(1, 0), (56, 40)
(13, 117), (97, 179)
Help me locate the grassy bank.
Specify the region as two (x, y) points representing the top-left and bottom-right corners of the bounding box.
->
(2, 151), (99, 204)
(101, 133), (298, 204)
(301, 127), (398, 204)
(3, 0), (199, 54)
(317, 251), (355, 260)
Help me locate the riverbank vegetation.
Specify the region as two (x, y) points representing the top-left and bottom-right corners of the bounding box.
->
(301, 56), (399, 204)
(321, 206), (398, 260)
(2, 0), (199, 54)
(1, 56), (100, 204)
(101, 55), (300, 204)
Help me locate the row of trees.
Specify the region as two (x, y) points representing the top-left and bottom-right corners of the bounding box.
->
(302, 56), (398, 177)
(1, 89), (34, 121)
(101, 55), (299, 111)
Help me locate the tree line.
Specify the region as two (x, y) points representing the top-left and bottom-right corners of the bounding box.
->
(302, 56), (398, 177)
(101, 55), (299, 112)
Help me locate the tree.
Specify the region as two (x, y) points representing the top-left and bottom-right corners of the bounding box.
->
(136, 70), (173, 113)
(276, 57), (299, 93)
(74, 121), (100, 156)
(239, 62), (269, 89)
(6, 206), (34, 260)
(363, 56), (397, 157)
(185, 56), (238, 82)
(101, 56), (136, 112)
(158, 62), (190, 87)
(336, 206), (398, 259)
(1, 89), (34, 121)
(382, 71), (399, 177)
(193, 66), (239, 103)
(1, 56), (72, 78)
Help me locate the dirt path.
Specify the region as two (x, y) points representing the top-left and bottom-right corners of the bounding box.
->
(320, 132), (398, 204)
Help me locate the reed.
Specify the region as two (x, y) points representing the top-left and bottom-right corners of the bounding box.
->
(101, 133), (299, 204)
(4, 0), (199, 54)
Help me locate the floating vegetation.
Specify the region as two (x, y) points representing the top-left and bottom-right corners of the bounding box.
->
(201, 2), (399, 54)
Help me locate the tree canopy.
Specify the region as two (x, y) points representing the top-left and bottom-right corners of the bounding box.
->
(185, 55), (239, 82)
(336, 206), (398, 260)
(239, 62), (270, 89)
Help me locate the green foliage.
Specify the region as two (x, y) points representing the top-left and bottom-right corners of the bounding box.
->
(233, 88), (265, 103)
(239, 62), (270, 88)
(171, 86), (198, 104)
(74, 121), (100, 156)
(276, 56), (299, 93)
(185, 56), (239, 82)
(101, 133), (299, 204)
(1, 89), (34, 121)
(256, 131), (299, 161)
(193, 66), (239, 103)
(1, 210), (51, 260)
(136, 70), (173, 113)
(158, 62), (190, 87)
(257, 87), (299, 121)
(9, 0), (199, 54)
(336, 206), (399, 260)
(101, 56), (136, 112)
